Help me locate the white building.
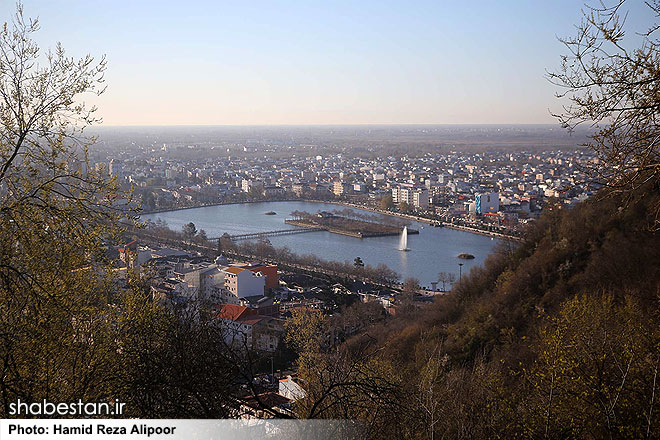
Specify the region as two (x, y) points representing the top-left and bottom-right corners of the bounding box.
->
(182, 265), (226, 302)
(353, 182), (366, 193)
(392, 185), (429, 209)
(215, 304), (283, 353)
(222, 266), (266, 298)
(279, 376), (306, 402)
(241, 179), (264, 193)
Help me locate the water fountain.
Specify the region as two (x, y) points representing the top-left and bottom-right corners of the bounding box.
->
(398, 226), (410, 251)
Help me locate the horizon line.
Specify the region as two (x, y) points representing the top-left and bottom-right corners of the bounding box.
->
(92, 122), (566, 128)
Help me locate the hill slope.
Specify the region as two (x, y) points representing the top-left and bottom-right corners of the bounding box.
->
(301, 187), (660, 439)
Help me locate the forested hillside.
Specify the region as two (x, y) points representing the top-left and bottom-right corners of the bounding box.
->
(292, 186), (660, 438)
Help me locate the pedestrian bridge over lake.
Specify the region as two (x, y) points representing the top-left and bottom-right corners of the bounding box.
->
(209, 227), (321, 242)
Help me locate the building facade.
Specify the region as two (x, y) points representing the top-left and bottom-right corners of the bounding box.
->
(475, 192), (500, 215)
(222, 266), (266, 298)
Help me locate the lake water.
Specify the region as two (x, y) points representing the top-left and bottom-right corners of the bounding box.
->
(142, 201), (500, 288)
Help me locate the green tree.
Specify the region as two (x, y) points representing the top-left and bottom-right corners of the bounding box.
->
(0, 3), (271, 421)
(380, 194), (394, 210)
(287, 308), (401, 432)
(399, 201), (410, 213)
(284, 308), (330, 388)
(182, 222), (197, 242)
(248, 185), (262, 199)
(142, 190), (156, 210)
(413, 341), (448, 440)
(523, 294), (660, 438)
(0, 3), (134, 415)
(115, 287), (239, 417)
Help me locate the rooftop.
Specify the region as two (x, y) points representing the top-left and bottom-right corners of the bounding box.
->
(223, 266), (246, 275)
(215, 304), (257, 321)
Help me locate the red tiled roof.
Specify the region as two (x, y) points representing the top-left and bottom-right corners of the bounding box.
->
(215, 304), (257, 321)
(223, 266), (245, 275)
(119, 240), (137, 253)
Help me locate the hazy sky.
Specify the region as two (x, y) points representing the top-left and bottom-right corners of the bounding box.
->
(2, 1), (653, 125)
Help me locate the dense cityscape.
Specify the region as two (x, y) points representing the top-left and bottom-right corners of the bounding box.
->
(94, 126), (599, 417)
(88, 126), (597, 235)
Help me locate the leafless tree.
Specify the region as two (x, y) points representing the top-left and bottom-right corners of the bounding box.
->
(437, 272), (457, 292)
(549, 0), (660, 228)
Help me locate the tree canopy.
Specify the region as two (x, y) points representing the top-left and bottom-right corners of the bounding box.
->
(0, 3), (135, 415)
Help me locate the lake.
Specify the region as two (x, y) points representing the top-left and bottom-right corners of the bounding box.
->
(142, 201), (501, 288)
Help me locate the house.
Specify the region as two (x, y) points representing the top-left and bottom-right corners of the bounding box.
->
(231, 262), (279, 290)
(333, 180), (347, 196)
(181, 264), (225, 301)
(279, 375), (306, 402)
(239, 295), (279, 317)
(214, 304), (283, 352)
(150, 278), (199, 318)
(118, 240), (137, 265)
(237, 392), (292, 419)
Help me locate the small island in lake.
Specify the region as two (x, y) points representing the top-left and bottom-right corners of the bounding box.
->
(264, 211), (277, 215)
(286, 209), (417, 239)
(458, 253), (475, 259)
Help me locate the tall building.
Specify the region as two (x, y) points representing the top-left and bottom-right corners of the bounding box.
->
(242, 179), (263, 193)
(333, 180), (346, 196)
(392, 184), (429, 209)
(222, 267), (266, 298)
(231, 263), (279, 290)
(412, 189), (429, 209)
(475, 192), (499, 215)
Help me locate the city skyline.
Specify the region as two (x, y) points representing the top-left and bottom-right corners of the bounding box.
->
(6, 1), (653, 126)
